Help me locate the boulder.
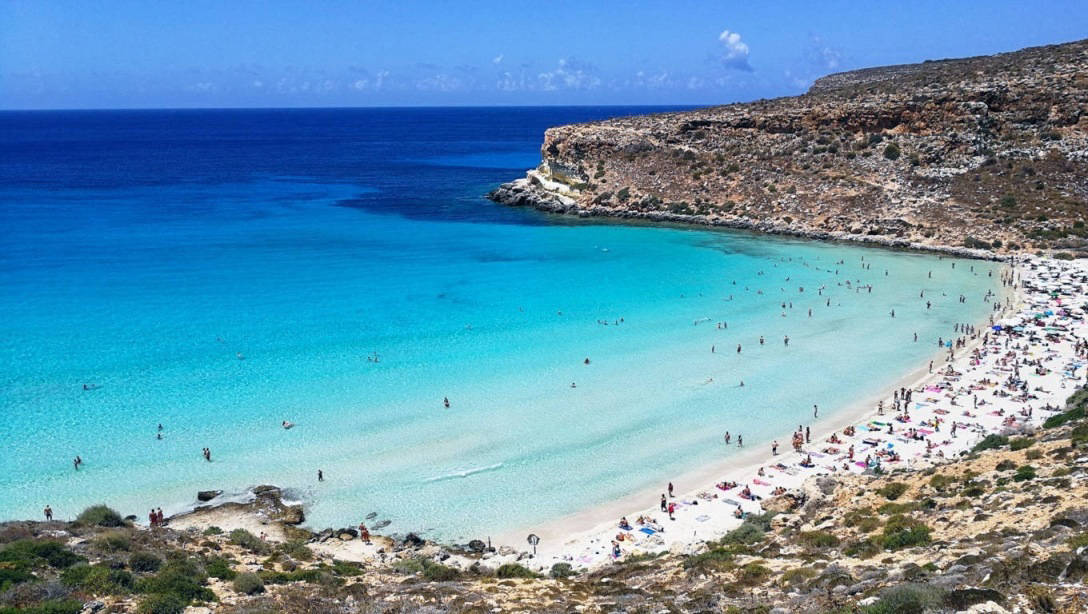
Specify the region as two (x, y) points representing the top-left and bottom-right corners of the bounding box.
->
(276, 504), (305, 525)
(197, 490), (223, 502)
(467, 539), (487, 553)
(945, 588), (1006, 610)
(402, 533), (425, 548)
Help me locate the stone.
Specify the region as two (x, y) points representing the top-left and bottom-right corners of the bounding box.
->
(945, 588), (1006, 610)
(80, 601), (104, 614)
(277, 504), (305, 525)
(197, 490), (223, 502)
(402, 533), (425, 548)
(467, 539), (487, 553)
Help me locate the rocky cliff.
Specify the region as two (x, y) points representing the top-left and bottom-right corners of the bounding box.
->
(490, 40), (1088, 256)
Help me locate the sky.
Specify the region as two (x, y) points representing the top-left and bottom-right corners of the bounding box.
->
(1, 0), (1086, 110)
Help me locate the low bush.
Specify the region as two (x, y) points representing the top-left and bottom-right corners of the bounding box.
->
(201, 527), (223, 536)
(995, 459), (1017, 471)
(736, 562), (770, 585)
(76, 505), (124, 528)
(391, 558), (423, 574)
(128, 552), (163, 573)
(203, 557), (235, 580)
(799, 530), (840, 548)
(549, 562), (574, 579)
(1013, 465), (1036, 481)
(883, 143), (901, 161)
(495, 563), (539, 579)
(880, 515), (931, 551)
(973, 434), (1008, 452)
(683, 548), (736, 571)
(0, 600), (84, 614)
(421, 561), (460, 582)
(928, 474), (955, 492)
(94, 531), (131, 553)
(878, 482), (909, 501)
(136, 593), (186, 614)
(136, 559), (214, 605)
(1009, 437), (1034, 451)
(227, 529), (270, 555)
(278, 540), (313, 562)
(326, 559), (363, 577)
(60, 564), (134, 595)
(863, 583), (946, 614)
(1073, 423), (1088, 446)
(232, 572), (265, 595)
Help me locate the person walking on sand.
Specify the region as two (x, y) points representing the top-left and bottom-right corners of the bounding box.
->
(44, 505), (52, 521)
(359, 523), (370, 544)
(660, 494), (667, 512)
(667, 502), (676, 521)
(668, 482), (674, 498)
(772, 441), (779, 455)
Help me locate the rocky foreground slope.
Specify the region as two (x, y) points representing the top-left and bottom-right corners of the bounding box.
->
(490, 40), (1088, 257)
(3, 389), (1087, 613)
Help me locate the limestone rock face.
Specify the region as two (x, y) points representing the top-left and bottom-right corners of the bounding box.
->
(490, 40), (1088, 256)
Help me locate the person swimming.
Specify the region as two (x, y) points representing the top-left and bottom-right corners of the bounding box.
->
(282, 420), (294, 429)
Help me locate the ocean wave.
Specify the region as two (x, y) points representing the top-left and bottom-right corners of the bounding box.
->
(423, 462), (504, 483)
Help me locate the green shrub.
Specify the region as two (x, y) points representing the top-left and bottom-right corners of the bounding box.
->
(94, 531), (131, 552)
(1025, 449), (1043, 460)
(60, 564), (134, 595)
(995, 459), (1017, 471)
(883, 143), (901, 161)
(126, 551), (162, 574)
(1013, 465), (1036, 481)
(799, 530), (840, 548)
(201, 526), (223, 536)
(878, 482), (909, 500)
(227, 529), (270, 555)
(736, 562), (770, 585)
(0, 600), (84, 614)
(203, 556), (236, 580)
(232, 572), (265, 595)
(880, 515), (931, 551)
(683, 547), (736, 571)
(0, 540), (83, 571)
(843, 509), (881, 533)
(278, 540), (314, 562)
(863, 583), (946, 614)
(76, 505), (124, 528)
(973, 434), (1008, 452)
(136, 593), (186, 614)
(136, 559), (214, 604)
(421, 561), (460, 581)
(495, 563), (539, 579)
(326, 559), (364, 577)
(1073, 424), (1088, 446)
(928, 474), (955, 492)
(549, 562), (574, 579)
(1009, 437), (1035, 451)
(780, 567), (817, 586)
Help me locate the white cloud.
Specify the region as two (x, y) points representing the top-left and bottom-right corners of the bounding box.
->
(353, 79), (369, 90)
(537, 58), (601, 91)
(492, 53), (504, 64)
(719, 29), (752, 71)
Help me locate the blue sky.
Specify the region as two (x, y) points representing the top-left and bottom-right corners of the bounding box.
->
(2, 0), (1086, 109)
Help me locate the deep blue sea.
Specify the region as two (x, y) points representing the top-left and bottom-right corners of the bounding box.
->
(0, 107), (999, 540)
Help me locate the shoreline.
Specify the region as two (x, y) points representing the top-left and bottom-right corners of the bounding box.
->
(495, 263), (1022, 562)
(488, 177), (1009, 262)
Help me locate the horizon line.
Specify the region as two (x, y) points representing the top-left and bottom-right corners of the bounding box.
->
(0, 102), (718, 114)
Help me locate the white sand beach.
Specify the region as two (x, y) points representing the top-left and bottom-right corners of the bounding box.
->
(495, 256), (1088, 572)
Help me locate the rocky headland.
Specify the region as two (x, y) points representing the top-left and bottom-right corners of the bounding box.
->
(490, 40), (1088, 258)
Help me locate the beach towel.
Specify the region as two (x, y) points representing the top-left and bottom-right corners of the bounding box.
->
(640, 527), (655, 535)
(695, 515), (710, 522)
(753, 478), (771, 486)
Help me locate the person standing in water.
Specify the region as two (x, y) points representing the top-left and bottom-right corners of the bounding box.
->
(813, 404), (818, 418)
(44, 505), (52, 521)
(318, 469), (324, 482)
(443, 397), (450, 409)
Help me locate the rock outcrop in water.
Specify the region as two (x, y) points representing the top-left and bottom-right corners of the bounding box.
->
(490, 39), (1088, 257)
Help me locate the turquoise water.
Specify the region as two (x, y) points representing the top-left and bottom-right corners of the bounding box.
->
(0, 108), (999, 540)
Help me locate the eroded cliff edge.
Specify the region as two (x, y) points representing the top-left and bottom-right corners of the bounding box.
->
(490, 40), (1088, 258)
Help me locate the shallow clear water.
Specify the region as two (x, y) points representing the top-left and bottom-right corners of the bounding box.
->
(0, 108), (998, 539)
